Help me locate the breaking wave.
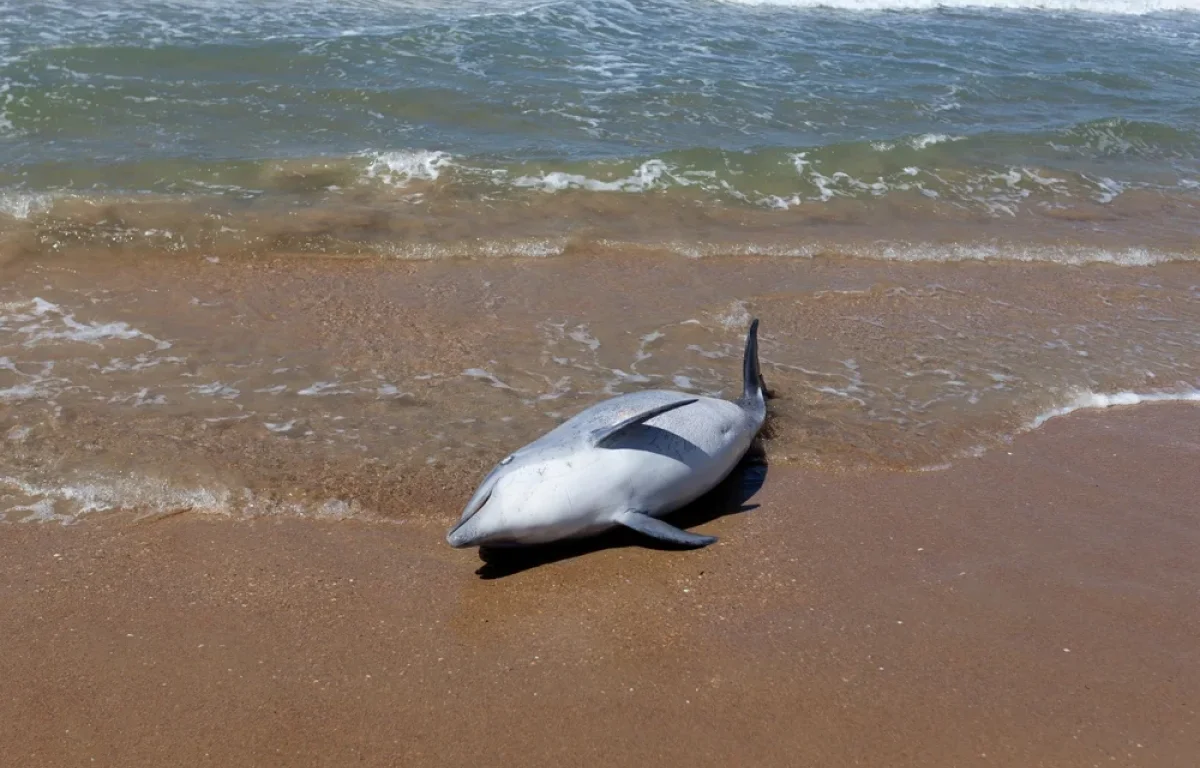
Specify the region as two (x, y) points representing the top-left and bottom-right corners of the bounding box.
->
(716, 0), (1200, 13)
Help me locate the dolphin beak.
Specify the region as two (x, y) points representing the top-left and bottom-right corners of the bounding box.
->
(456, 473), (498, 525)
(449, 472), (501, 549)
(446, 519), (478, 549)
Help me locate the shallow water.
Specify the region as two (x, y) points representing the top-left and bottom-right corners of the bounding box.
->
(2, 0), (1199, 522)
(2, 252), (1198, 522)
(2, 0), (1200, 260)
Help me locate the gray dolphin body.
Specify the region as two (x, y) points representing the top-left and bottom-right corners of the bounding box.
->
(446, 319), (768, 550)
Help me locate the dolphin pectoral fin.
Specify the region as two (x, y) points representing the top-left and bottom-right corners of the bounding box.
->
(615, 510), (717, 548)
(590, 398), (699, 447)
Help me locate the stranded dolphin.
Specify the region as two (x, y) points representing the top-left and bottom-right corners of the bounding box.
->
(446, 319), (768, 550)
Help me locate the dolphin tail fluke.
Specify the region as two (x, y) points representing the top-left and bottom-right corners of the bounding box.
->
(740, 318), (766, 409)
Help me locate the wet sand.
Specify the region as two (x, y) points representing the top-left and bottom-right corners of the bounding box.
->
(3, 402), (1198, 767)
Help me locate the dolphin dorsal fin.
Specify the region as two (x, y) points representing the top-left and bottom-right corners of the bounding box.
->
(589, 398), (698, 447)
(740, 318), (765, 408)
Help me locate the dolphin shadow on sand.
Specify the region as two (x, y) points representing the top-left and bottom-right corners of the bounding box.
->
(473, 445), (768, 580)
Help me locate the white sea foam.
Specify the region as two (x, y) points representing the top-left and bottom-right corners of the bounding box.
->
(512, 160), (677, 193)
(872, 133), (967, 151)
(0, 191), (55, 220)
(364, 150), (453, 187)
(683, 241), (1196, 265)
(1, 474), (233, 523)
(1028, 389), (1200, 429)
(189, 381), (240, 399)
(0, 357), (64, 402)
(912, 133), (959, 149)
(714, 300), (752, 330)
(463, 368), (516, 390)
(297, 380), (357, 396)
(1088, 175), (1128, 204)
(857, 242), (1191, 266)
(716, 0), (1200, 13)
(0, 472), (375, 523)
(0, 298), (172, 350)
(567, 325), (601, 351)
(375, 238), (566, 261)
(0, 82), (17, 136)
(0, 382), (47, 402)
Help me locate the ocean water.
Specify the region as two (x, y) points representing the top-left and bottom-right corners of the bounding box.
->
(3, 0), (1200, 255)
(2, 0), (1200, 522)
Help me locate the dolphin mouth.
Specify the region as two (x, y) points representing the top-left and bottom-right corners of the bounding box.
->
(447, 481), (497, 548)
(446, 523), (525, 550)
(455, 475), (497, 525)
(446, 518), (477, 548)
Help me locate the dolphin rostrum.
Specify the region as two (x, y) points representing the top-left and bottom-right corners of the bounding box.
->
(446, 319), (768, 550)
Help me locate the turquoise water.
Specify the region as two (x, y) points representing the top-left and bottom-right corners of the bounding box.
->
(2, 0), (1199, 251)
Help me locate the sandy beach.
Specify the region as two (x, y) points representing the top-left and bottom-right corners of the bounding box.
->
(4, 402), (1197, 767)
(4, 2), (1200, 765)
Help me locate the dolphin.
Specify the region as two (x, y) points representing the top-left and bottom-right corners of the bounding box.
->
(446, 318), (768, 550)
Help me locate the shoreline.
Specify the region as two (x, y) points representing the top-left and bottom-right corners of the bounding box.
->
(4, 402), (1198, 767)
(5, 249), (1200, 523)
(6, 3), (1200, 765)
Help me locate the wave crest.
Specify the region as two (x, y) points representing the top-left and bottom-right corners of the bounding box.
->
(716, 0), (1200, 14)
